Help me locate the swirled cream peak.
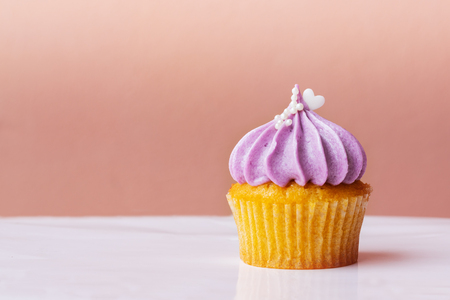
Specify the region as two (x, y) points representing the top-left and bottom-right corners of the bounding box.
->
(229, 84), (367, 187)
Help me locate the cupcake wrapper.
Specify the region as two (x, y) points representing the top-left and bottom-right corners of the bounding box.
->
(227, 194), (369, 269)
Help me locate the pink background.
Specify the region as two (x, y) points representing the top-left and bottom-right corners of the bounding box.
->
(1, 1), (449, 217)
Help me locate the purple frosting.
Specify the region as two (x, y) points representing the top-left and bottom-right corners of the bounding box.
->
(229, 86), (367, 187)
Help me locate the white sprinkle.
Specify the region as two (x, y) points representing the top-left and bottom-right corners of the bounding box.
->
(273, 86), (305, 129)
(275, 121), (283, 129)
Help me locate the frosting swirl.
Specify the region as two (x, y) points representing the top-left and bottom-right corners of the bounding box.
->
(229, 85), (367, 187)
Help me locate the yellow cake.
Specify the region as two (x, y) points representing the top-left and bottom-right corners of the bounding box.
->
(227, 181), (371, 269)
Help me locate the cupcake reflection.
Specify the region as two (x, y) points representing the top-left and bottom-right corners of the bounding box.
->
(235, 261), (358, 300)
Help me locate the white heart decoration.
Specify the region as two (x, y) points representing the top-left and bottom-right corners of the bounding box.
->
(303, 88), (325, 110)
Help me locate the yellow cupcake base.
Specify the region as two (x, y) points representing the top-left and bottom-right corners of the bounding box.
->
(227, 181), (371, 269)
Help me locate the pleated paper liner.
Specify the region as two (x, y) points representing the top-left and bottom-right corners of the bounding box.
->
(227, 194), (369, 269)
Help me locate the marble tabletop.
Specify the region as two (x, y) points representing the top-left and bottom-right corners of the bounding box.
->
(0, 215), (449, 299)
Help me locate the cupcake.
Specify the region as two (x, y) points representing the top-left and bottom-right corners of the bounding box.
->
(227, 85), (372, 269)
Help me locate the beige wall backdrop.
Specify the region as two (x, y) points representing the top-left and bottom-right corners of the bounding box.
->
(1, 1), (449, 217)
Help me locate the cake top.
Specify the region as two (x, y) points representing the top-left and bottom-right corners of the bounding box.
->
(229, 84), (367, 187)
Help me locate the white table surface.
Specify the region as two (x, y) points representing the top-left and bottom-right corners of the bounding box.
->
(0, 216), (449, 300)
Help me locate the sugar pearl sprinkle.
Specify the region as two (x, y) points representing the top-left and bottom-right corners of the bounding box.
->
(274, 86), (304, 130)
